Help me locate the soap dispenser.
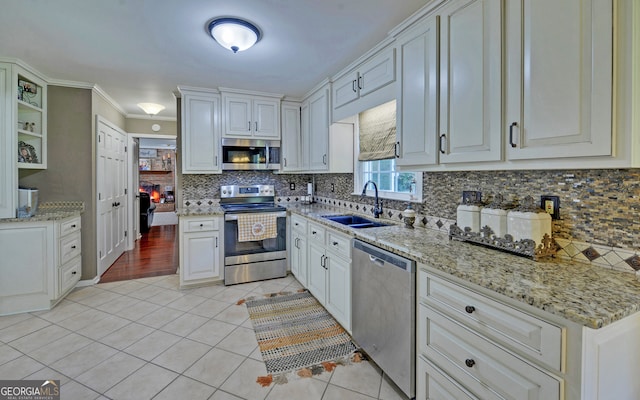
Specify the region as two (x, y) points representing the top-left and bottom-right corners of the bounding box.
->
(403, 203), (416, 228)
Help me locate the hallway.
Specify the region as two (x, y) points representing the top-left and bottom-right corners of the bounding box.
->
(100, 225), (178, 283)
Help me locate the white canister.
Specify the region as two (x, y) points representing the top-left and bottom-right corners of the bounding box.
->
(457, 204), (481, 232)
(507, 197), (552, 244)
(480, 207), (508, 237)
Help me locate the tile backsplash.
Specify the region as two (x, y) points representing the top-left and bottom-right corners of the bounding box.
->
(181, 168), (640, 273)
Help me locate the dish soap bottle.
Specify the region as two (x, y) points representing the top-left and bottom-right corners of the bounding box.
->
(403, 203), (416, 228)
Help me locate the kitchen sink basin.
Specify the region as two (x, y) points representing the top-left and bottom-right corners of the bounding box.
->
(322, 215), (390, 229)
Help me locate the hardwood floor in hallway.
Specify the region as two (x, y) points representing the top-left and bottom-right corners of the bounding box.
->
(99, 224), (178, 283)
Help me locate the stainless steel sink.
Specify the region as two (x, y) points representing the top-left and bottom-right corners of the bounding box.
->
(322, 214), (390, 229)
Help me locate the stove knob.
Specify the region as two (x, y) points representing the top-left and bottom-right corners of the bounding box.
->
(222, 190), (227, 195)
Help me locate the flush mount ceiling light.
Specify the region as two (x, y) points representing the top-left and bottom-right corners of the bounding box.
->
(208, 17), (262, 53)
(137, 103), (165, 116)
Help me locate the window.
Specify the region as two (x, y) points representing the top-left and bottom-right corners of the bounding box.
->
(356, 158), (422, 202)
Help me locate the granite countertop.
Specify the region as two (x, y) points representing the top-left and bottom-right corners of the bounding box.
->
(286, 203), (640, 330)
(0, 201), (84, 223)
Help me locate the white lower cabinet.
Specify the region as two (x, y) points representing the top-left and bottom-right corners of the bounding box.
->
(179, 215), (222, 287)
(290, 215), (308, 285)
(0, 215), (81, 315)
(418, 267), (640, 400)
(417, 355), (478, 400)
(292, 216), (352, 333)
(417, 268), (563, 400)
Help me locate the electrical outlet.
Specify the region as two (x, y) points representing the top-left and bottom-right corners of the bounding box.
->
(462, 191), (482, 204)
(541, 195), (560, 220)
(331, 183), (335, 192)
(290, 182), (295, 190)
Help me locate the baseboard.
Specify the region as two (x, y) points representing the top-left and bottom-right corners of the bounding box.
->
(76, 276), (100, 287)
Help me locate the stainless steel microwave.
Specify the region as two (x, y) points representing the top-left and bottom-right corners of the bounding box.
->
(221, 138), (281, 170)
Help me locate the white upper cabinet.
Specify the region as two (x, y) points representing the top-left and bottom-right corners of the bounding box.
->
(505, 0), (613, 160)
(280, 101), (302, 171)
(180, 89), (221, 174)
(0, 61), (48, 218)
(302, 84), (330, 171)
(395, 15), (439, 167)
(221, 91), (281, 138)
(332, 47), (396, 122)
(438, 0), (502, 164)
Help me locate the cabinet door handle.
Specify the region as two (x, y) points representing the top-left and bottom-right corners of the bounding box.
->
(465, 359), (475, 368)
(357, 75), (363, 90)
(283, 158), (287, 167)
(255, 121), (258, 131)
(439, 134), (446, 154)
(352, 79), (357, 93)
(215, 237), (218, 248)
(465, 305), (476, 314)
(394, 141), (400, 158)
(322, 154), (327, 165)
(509, 122), (518, 148)
(215, 155), (218, 166)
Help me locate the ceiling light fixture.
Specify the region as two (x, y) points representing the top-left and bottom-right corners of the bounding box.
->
(208, 17), (261, 53)
(137, 103), (165, 116)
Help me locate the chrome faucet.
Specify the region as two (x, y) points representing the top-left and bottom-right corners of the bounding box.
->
(361, 180), (383, 218)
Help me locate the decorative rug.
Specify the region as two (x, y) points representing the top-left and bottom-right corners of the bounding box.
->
(237, 289), (362, 387)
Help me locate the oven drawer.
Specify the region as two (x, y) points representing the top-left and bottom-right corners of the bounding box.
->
(307, 222), (326, 244)
(184, 217), (219, 232)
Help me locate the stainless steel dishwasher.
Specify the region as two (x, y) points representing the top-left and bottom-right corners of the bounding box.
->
(352, 239), (415, 399)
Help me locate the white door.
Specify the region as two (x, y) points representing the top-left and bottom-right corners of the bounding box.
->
(439, 0), (502, 163)
(253, 99), (279, 138)
(307, 88), (330, 171)
(505, 0), (613, 160)
(224, 96), (252, 136)
(307, 243), (327, 303)
(97, 117), (128, 277)
(396, 15), (439, 167)
(281, 103), (301, 171)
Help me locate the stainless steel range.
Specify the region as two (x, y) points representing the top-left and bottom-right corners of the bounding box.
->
(220, 185), (287, 285)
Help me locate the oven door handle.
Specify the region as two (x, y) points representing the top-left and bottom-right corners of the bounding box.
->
(225, 211), (287, 221)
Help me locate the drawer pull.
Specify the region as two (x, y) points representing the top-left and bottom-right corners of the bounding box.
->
(72, 271), (77, 275)
(71, 224), (77, 228)
(465, 359), (476, 368)
(312, 231), (317, 235)
(332, 241), (338, 246)
(71, 245), (77, 249)
(200, 224), (204, 227)
(465, 305), (476, 314)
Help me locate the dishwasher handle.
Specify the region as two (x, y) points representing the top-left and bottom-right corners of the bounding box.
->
(369, 255), (385, 267)
(353, 239), (414, 273)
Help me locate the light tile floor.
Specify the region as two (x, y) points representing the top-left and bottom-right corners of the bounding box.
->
(0, 274), (410, 400)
